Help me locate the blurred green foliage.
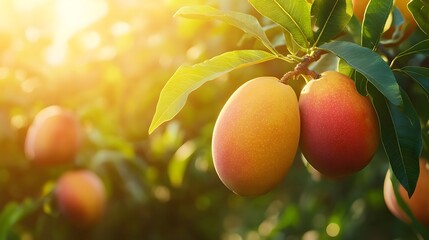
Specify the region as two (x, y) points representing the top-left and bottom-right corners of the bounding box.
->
(0, 0), (426, 239)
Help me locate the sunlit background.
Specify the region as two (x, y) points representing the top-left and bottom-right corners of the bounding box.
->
(0, 0), (422, 239)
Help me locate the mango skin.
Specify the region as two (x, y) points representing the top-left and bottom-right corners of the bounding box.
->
(212, 77), (300, 196)
(299, 71), (379, 177)
(25, 106), (82, 165)
(384, 159), (429, 227)
(55, 170), (106, 227)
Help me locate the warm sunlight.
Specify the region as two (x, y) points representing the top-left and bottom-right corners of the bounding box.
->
(0, 0), (108, 65)
(48, 0), (108, 65)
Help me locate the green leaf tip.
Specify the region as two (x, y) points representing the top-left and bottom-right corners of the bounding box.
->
(148, 50), (276, 134)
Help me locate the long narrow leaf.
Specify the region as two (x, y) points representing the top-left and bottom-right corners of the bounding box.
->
(149, 50), (276, 133)
(320, 41), (402, 106)
(0, 200), (38, 240)
(394, 39), (429, 63)
(361, 0), (393, 49)
(175, 6), (277, 53)
(312, 0), (353, 46)
(248, 0), (313, 49)
(369, 85), (421, 197)
(409, 0), (429, 35)
(399, 66), (429, 95)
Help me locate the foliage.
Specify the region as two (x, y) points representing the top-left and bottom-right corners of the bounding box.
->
(0, 0), (427, 239)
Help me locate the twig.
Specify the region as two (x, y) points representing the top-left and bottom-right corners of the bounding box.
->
(280, 50), (326, 84)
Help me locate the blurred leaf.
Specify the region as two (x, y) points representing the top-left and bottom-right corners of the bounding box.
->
(168, 140), (197, 187)
(87, 128), (135, 158)
(248, 0), (313, 49)
(409, 0), (429, 35)
(41, 181), (56, 216)
(175, 6), (277, 53)
(320, 41), (402, 106)
(399, 66), (429, 96)
(380, 7), (406, 46)
(92, 150), (126, 167)
(309, 53), (339, 73)
(347, 15), (363, 43)
(361, 0), (393, 49)
(338, 59), (353, 76)
(284, 31), (301, 55)
(149, 50), (276, 134)
(0, 200), (38, 240)
(369, 85), (421, 197)
(312, 0), (353, 46)
(114, 160), (147, 203)
(393, 39), (429, 64)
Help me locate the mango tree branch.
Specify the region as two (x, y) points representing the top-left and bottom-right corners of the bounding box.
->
(280, 50), (327, 84)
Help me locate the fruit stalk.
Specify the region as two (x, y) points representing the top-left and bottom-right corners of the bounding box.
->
(280, 50), (326, 84)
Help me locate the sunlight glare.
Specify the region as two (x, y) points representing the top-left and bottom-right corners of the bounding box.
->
(25, 27), (42, 43)
(46, 0), (108, 65)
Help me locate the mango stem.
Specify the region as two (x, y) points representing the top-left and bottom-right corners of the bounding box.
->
(280, 50), (326, 84)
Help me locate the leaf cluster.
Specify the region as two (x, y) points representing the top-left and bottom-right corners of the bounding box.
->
(150, 0), (429, 235)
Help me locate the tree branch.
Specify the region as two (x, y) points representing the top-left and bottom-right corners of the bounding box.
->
(280, 50), (327, 84)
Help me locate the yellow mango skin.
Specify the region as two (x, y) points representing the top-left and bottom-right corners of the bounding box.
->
(25, 106), (82, 165)
(299, 71), (379, 178)
(55, 170), (106, 227)
(212, 77), (300, 196)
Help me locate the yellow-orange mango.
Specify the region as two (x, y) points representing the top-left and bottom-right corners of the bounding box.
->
(299, 71), (379, 177)
(55, 170), (106, 227)
(351, 0), (370, 22)
(384, 159), (429, 227)
(25, 106), (82, 165)
(212, 77), (300, 196)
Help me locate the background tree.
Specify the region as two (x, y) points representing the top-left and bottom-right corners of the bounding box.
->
(0, 0), (428, 239)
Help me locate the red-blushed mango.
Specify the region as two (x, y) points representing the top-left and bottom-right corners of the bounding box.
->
(384, 159), (429, 227)
(55, 169), (106, 227)
(299, 71), (379, 178)
(25, 106), (82, 165)
(212, 77), (300, 196)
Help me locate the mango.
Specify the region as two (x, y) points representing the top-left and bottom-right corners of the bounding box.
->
(25, 106), (82, 165)
(384, 159), (429, 227)
(299, 71), (379, 177)
(55, 170), (106, 227)
(212, 77), (300, 196)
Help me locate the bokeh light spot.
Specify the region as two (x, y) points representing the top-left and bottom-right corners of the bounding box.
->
(326, 222), (340, 237)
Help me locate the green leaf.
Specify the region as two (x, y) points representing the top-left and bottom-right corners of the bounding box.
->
(380, 7), (406, 46)
(394, 39), (429, 62)
(319, 41), (402, 106)
(284, 31), (301, 55)
(369, 85), (421, 197)
(168, 141), (196, 187)
(399, 66), (429, 95)
(175, 6), (277, 53)
(354, 72), (368, 96)
(248, 0), (313, 49)
(347, 15), (363, 43)
(312, 0), (353, 46)
(409, 0), (429, 35)
(0, 200), (38, 240)
(149, 50), (276, 134)
(361, 0), (393, 49)
(338, 58), (353, 76)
